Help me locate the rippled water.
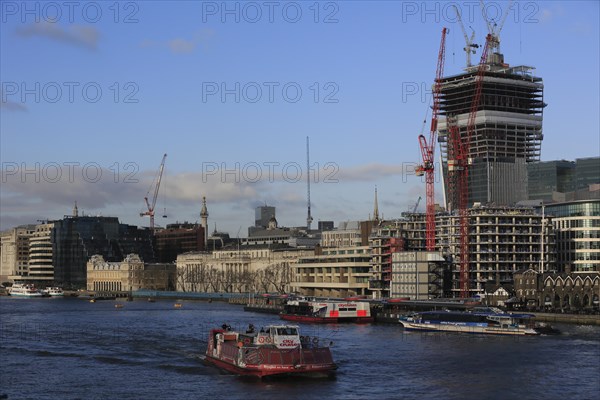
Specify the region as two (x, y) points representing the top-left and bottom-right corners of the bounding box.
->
(1, 297), (599, 400)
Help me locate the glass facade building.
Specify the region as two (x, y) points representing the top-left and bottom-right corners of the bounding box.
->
(544, 200), (600, 272)
(528, 160), (575, 201)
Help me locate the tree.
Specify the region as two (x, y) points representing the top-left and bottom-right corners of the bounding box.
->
(263, 262), (292, 294)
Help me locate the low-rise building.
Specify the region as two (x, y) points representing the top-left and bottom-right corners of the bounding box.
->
(391, 251), (450, 300)
(176, 245), (314, 293)
(87, 254), (175, 293)
(292, 246), (372, 298)
(513, 269), (600, 312)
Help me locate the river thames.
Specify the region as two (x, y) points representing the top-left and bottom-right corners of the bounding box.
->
(1, 297), (598, 400)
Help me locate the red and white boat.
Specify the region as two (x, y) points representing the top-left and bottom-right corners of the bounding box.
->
(204, 324), (337, 378)
(280, 299), (374, 323)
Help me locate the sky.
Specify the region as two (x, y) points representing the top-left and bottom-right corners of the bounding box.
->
(1, 0), (599, 236)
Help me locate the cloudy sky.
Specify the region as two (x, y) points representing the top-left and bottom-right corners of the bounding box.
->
(1, 1), (599, 235)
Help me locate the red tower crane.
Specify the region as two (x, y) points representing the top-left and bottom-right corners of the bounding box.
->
(448, 35), (491, 298)
(416, 27), (447, 251)
(140, 153), (167, 232)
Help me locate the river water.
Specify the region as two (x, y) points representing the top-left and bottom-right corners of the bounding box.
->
(1, 297), (598, 400)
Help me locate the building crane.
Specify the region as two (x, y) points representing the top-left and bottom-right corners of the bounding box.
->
(412, 196), (422, 214)
(447, 34), (491, 298)
(140, 153), (167, 232)
(416, 27), (448, 251)
(480, 0), (513, 56)
(453, 5), (479, 68)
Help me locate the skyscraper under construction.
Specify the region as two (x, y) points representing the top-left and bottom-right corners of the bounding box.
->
(438, 34), (546, 210)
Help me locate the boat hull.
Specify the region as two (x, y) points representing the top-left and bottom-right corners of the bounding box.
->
(205, 326), (337, 378)
(204, 354), (337, 378)
(399, 320), (539, 336)
(9, 292), (43, 297)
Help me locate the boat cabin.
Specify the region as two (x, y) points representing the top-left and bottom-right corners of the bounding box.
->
(210, 324), (302, 353)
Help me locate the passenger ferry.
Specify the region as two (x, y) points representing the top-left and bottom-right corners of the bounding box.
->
(43, 287), (64, 297)
(8, 283), (43, 297)
(204, 324), (337, 378)
(280, 299), (373, 323)
(399, 307), (540, 336)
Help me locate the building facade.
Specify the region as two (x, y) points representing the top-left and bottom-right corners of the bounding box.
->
(391, 251), (450, 300)
(544, 200), (600, 272)
(439, 206), (555, 297)
(369, 222), (407, 298)
(438, 62), (545, 208)
(528, 160), (576, 202)
(528, 157), (599, 202)
(292, 246), (372, 298)
(0, 225), (35, 283)
(320, 221), (374, 248)
(53, 215), (155, 287)
(176, 245), (314, 294)
(514, 269), (600, 312)
(154, 222), (204, 263)
(28, 222), (55, 283)
(87, 254), (175, 293)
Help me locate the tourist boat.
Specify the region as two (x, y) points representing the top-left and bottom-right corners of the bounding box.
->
(204, 324), (337, 378)
(8, 283), (43, 297)
(399, 307), (540, 336)
(43, 287), (64, 297)
(280, 299), (373, 323)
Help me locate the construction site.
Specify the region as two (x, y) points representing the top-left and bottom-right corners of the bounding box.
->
(413, 2), (551, 299)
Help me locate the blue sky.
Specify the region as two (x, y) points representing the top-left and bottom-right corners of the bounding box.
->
(1, 1), (599, 235)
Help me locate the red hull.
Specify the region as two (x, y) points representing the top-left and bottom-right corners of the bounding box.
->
(204, 354), (336, 378)
(205, 327), (337, 378)
(280, 314), (374, 324)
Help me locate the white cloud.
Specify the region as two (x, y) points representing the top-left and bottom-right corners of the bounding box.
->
(16, 21), (99, 50)
(142, 29), (215, 54)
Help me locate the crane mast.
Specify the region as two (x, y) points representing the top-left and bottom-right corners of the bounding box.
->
(453, 5), (479, 68)
(416, 27), (447, 251)
(412, 196), (422, 214)
(448, 35), (490, 298)
(306, 136), (313, 231)
(140, 153), (167, 232)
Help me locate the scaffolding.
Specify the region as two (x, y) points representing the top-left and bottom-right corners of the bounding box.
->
(438, 66), (546, 209)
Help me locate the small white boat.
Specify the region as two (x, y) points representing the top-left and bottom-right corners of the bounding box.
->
(43, 287), (64, 297)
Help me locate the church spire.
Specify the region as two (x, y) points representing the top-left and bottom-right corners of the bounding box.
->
(73, 201), (78, 217)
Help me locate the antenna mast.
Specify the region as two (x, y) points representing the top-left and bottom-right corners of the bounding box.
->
(306, 136), (313, 231)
